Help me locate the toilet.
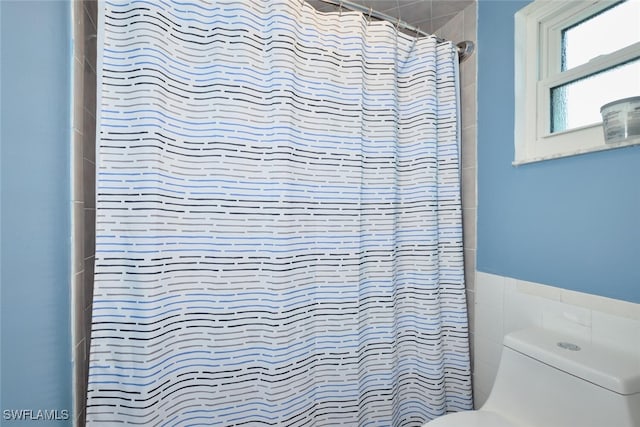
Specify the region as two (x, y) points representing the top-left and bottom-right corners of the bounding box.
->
(425, 327), (640, 427)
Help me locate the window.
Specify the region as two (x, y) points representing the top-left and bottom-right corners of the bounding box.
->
(514, 0), (640, 165)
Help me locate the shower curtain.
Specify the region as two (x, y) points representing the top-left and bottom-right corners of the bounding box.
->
(87, 1), (472, 425)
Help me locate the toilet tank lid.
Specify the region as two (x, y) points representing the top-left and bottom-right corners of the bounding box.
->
(504, 328), (640, 395)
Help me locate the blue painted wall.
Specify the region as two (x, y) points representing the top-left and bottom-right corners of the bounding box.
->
(1, 1), (72, 424)
(477, 0), (640, 303)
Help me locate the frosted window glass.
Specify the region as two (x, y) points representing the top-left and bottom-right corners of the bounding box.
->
(551, 58), (640, 132)
(562, 1), (640, 71)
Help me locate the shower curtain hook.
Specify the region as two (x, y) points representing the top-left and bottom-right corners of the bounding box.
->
(339, 0), (343, 17)
(413, 27), (421, 41)
(366, 6), (373, 23)
(410, 32), (419, 51)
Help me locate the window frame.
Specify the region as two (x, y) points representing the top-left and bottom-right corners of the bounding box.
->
(514, 0), (640, 165)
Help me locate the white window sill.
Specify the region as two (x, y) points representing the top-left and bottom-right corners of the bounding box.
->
(513, 131), (640, 166)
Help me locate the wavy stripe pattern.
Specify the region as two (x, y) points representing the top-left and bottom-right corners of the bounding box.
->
(87, 1), (472, 425)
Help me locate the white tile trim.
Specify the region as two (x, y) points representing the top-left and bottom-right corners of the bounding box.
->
(472, 271), (640, 408)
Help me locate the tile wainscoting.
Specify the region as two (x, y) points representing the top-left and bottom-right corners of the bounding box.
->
(473, 271), (640, 407)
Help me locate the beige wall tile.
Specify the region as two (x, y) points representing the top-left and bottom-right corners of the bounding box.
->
(83, 159), (96, 210)
(73, 202), (85, 274)
(73, 130), (85, 203)
(461, 125), (476, 169)
(398, 1), (430, 23)
(73, 58), (84, 134)
(434, 11), (463, 42)
(461, 166), (476, 207)
(83, 109), (96, 163)
(84, 257), (95, 311)
(73, 3), (98, 424)
(432, 0), (473, 19)
(83, 60), (97, 117)
(463, 208), (476, 250)
(73, 271), (85, 346)
(84, 208), (96, 260)
(464, 248), (476, 291)
(461, 82), (476, 129)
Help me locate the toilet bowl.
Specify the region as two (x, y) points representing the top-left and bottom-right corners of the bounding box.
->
(424, 327), (640, 427)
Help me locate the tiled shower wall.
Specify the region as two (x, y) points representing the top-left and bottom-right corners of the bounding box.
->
(308, 0), (474, 35)
(432, 2), (478, 399)
(72, 1), (97, 425)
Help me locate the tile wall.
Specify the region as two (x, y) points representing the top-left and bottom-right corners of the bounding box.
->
(308, 0), (474, 35)
(432, 1), (479, 396)
(473, 272), (640, 407)
(72, 1), (97, 425)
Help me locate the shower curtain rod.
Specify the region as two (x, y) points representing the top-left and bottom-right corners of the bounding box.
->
(315, 0), (475, 61)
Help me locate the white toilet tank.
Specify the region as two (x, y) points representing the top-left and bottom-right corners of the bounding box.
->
(483, 327), (640, 427)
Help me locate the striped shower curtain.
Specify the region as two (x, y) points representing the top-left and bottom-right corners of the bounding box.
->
(87, 1), (472, 425)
